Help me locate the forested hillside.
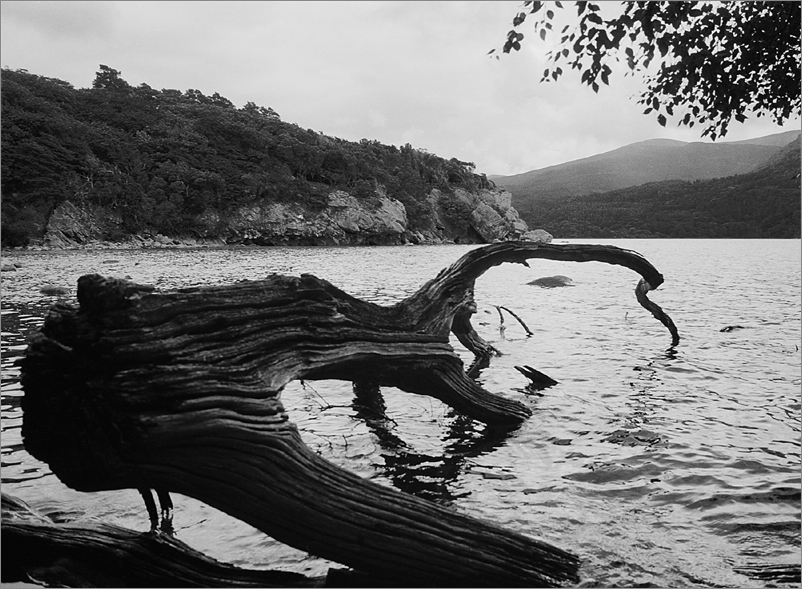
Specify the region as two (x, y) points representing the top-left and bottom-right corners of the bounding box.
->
(494, 131), (799, 203)
(518, 137), (801, 239)
(1, 66), (491, 246)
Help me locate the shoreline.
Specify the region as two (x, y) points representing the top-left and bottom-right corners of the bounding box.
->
(4, 238), (473, 253)
(4, 231), (554, 253)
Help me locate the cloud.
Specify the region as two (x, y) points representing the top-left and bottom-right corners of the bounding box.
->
(1, 1), (797, 177)
(1, 1), (120, 40)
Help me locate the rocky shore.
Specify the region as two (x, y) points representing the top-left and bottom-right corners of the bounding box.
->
(18, 187), (552, 250)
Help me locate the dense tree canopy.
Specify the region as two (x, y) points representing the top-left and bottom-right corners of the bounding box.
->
(1, 66), (490, 246)
(495, 1), (801, 140)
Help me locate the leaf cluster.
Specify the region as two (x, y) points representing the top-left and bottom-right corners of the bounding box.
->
(492, 1), (801, 139)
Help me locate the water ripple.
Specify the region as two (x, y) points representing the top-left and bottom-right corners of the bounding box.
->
(2, 240), (800, 586)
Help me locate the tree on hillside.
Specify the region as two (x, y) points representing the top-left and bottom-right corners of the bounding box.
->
(493, 1), (801, 140)
(92, 65), (131, 92)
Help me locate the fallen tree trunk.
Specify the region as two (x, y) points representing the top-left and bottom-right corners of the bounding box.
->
(1, 493), (321, 588)
(19, 241), (678, 587)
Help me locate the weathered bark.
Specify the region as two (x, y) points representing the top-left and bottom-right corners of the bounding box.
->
(452, 293), (501, 379)
(733, 563), (801, 584)
(18, 242), (679, 587)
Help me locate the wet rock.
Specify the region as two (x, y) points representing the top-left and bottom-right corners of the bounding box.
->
(521, 228), (553, 242)
(605, 428), (662, 446)
(1, 264), (17, 272)
(551, 438), (572, 446)
(40, 285), (70, 296)
(477, 471), (517, 480)
(528, 275), (574, 288)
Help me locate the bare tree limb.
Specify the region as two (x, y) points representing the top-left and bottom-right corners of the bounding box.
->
(495, 305), (534, 336)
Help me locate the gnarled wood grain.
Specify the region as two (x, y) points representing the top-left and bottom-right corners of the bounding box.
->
(19, 241), (679, 587)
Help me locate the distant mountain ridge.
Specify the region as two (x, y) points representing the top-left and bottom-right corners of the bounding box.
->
(510, 135), (801, 239)
(493, 130), (801, 206)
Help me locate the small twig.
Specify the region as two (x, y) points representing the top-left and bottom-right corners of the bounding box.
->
(300, 380), (332, 410)
(305, 431), (334, 451)
(494, 305), (534, 336)
(494, 306), (504, 325)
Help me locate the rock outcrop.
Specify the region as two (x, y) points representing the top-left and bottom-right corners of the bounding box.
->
(422, 188), (533, 244)
(43, 201), (106, 248)
(198, 191), (410, 246)
(37, 186), (550, 249)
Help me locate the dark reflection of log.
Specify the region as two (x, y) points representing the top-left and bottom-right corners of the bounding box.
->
(351, 381), (408, 451)
(18, 242), (679, 587)
(350, 384), (509, 505)
(366, 408), (510, 506)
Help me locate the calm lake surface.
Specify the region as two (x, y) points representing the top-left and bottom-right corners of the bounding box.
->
(2, 239), (800, 587)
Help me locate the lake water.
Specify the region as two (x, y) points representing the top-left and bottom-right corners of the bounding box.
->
(2, 239), (800, 587)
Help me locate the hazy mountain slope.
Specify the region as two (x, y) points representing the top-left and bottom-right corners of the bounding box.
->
(724, 130), (802, 147)
(494, 131), (801, 207)
(518, 136), (801, 239)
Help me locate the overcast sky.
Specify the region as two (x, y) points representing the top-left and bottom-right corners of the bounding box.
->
(2, 1), (798, 176)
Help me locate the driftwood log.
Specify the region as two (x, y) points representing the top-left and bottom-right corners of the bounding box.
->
(18, 242), (679, 587)
(1, 493), (322, 587)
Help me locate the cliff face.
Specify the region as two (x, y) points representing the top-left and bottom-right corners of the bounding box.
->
(44, 201), (109, 249)
(418, 188), (521, 244)
(40, 187), (551, 249)
(190, 191), (409, 246)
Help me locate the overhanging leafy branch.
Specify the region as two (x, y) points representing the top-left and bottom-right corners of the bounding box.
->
(491, 1), (801, 139)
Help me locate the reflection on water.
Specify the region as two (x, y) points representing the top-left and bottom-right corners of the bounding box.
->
(1, 239), (800, 586)
(350, 381), (512, 505)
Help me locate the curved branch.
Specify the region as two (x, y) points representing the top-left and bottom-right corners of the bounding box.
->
(636, 278), (680, 347)
(404, 242), (677, 344)
(496, 305), (534, 336)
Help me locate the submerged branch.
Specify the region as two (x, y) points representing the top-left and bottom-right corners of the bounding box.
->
(495, 305), (534, 336)
(635, 278), (681, 347)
